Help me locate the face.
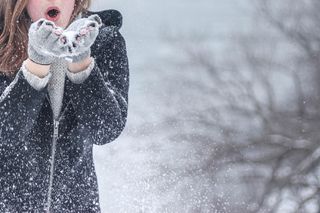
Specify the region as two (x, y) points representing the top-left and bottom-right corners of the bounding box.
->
(26, 0), (76, 28)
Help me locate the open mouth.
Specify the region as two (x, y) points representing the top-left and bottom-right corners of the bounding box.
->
(48, 9), (59, 18)
(45, 7), (61, 21)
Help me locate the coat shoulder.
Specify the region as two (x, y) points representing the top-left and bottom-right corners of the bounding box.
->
(82, 9), (123, 29)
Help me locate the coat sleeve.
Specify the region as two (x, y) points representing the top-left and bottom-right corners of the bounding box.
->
(0, 69), (48, 141)
(66, 26), (129, 145)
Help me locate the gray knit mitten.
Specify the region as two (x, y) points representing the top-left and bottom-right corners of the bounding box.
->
(28, 19), (66, 65)
(61, 15), (102, 63)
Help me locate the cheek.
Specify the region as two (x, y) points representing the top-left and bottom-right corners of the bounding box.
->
(60, 1), (76, 27)
(66, 0), (76, 13)
(26, 0), (43, 22)
(65, 0), (76, 18)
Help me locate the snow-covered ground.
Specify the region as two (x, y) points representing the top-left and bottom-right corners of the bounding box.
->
(90, 0), (253, 212)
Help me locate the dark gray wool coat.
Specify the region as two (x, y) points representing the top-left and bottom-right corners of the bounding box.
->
(0, 9), (129, 212)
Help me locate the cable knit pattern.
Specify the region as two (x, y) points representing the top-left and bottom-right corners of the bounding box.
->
(47, 59), (67, 120)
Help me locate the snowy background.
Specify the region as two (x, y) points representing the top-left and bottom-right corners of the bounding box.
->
(90, 0), (253, 212)
(92, 0), (249, 212)
(88, 0), (320, 213)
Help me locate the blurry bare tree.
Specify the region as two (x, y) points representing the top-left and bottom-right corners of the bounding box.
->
(157, 0), (320, 212)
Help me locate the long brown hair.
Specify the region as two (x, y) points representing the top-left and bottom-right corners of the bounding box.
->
(0, 0), (91, 76)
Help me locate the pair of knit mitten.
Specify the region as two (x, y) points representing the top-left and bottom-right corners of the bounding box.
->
(28, 14), (102, 65)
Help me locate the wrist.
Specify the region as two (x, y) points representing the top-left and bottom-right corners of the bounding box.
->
(25, 58), (51, 78)
(68, 56), (93, 73)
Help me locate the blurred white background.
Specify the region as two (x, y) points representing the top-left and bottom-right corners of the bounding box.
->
(90, 0), (253, 212)
(89, 1), (320, 212)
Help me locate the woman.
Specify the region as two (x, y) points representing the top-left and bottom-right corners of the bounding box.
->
(0, 0), (129, 212)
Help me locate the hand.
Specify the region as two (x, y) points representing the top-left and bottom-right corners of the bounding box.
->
(60, 15), (102, 63)
(28, 19), (66, 65)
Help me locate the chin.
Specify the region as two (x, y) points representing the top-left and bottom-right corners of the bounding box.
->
(55, 21), (68, 28)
